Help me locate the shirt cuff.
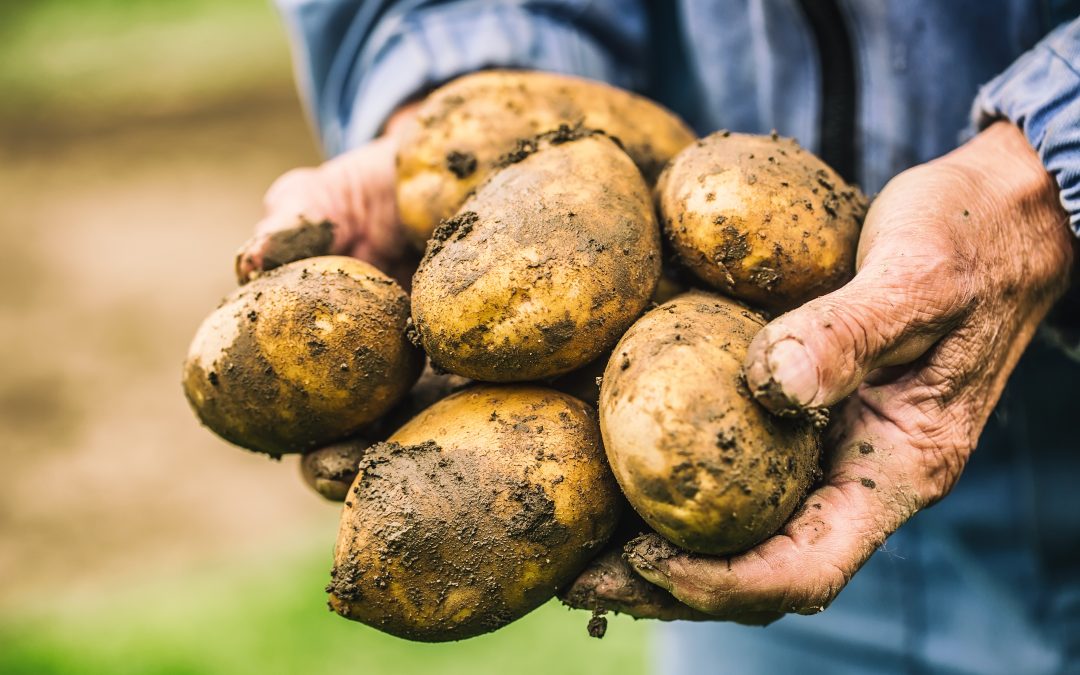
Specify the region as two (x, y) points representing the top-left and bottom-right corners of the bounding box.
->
(971, 19), (1080, 235)
(332, 3), (647, 155)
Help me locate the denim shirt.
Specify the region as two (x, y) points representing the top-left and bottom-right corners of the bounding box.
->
(275, 2), (1080, 672)
(276, 0), (1080, 227)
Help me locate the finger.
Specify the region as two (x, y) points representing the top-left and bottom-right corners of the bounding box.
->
(744, 233), (971, 413)
(235, 215), (338, 283)
(623, 425), (921, 617)
(559, 549), (714, 622)
(236, 137), (401, 284)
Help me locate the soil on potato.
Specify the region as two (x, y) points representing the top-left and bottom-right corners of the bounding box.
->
(257, 218), (334, 273)
(329, 434), (572, 640)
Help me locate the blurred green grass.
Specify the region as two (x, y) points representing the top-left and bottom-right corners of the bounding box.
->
(0, 524), (649, 675)
(0, 0), (294, 124)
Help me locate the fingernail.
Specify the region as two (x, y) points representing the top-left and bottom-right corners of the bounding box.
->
(628, 559), (672, 591)
(766, 338), (820, 407)
(623, 534), (676, 590)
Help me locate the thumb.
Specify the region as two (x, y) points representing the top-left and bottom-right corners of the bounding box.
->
(743, 249), (968, 413)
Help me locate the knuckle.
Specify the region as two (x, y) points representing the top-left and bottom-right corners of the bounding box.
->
(808, 297), (878, 368)
(779, 562), (847, 614)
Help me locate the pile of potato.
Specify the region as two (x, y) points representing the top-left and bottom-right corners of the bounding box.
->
(183, 71), (867, 642)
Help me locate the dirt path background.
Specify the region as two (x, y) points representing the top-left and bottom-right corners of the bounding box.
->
(0, 84), (339, 609)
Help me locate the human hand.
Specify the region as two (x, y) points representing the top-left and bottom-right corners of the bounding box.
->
(574, 121), (1074, 623)
(235, 104), (420, 286)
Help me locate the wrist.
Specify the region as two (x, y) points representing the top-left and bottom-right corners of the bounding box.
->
(941, 121), (1067, 240)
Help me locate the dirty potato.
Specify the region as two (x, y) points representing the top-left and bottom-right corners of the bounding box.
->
(397, 69), (696, 248)
(599, 291), (820, 555)
(658, 132), (867, 312)
(360, 362), (472, 440)
(300, 366), (469, 502)
(183, 256), (423, 456)
(327, 385), (622, 642)
(411, 130), (661, 382)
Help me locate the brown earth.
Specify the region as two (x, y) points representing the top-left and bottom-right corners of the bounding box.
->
(0, 92), (338, 609)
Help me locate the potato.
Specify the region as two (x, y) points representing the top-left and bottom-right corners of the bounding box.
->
(300, 438), (371, 502)
(397, 69), (696, 248)
(546, 352), (608, 407)
(599, 291), (820, 555)
(300, 367), (470, 502)
(545, 268), (689, 405)
(183, 256), (423, 456)
(411, 131), (661, 382)
(362, 364), (472, 441)
(658, 131), (867, 311)
(327, 385), (621, 642)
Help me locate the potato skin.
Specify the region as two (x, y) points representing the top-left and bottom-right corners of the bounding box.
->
(183, 256), (423, 456)
(327, 385), (621, 642)
(361, 364), (472, 440)
(300, 367), (470, 502)
(397, 69), (696, 249)
(658, 132), (867, 312)
(411, 132), (661, 382)
(599, 291), (820, 555)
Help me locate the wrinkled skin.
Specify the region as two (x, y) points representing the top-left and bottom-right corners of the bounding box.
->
(570, 122), (1075, 624)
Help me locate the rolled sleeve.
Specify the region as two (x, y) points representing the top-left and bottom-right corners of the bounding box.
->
(277, 1), (649, 157)
(972, 18), (1080, 234)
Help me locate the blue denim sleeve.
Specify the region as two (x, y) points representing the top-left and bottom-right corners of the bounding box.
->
(972, 17), (1080, 234)
(274, 0), (649, 157)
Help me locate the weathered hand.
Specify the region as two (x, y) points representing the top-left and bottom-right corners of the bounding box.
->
(235, 104), (420, 286)
(579, 121), (1074, 623)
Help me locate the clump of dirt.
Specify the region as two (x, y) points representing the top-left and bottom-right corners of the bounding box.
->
(256, 218), (334, 276)
(537, 318), (577, 353)
(493, 123), (606, 168)
(623, 532), (681, 570)
(404, 317), (421, 348)
(507, 481), (568, 545)
(587, 609), (608, 638)
(445, 150), (477, 179)
(426, 211), (479, 258)
(713, 224), (750, 264)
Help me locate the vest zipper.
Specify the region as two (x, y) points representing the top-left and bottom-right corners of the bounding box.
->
(796, 0), (858, 183)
